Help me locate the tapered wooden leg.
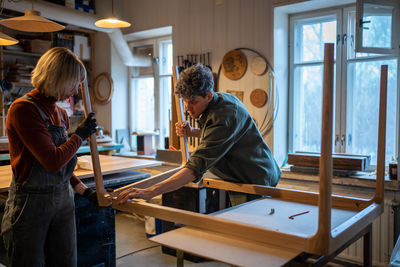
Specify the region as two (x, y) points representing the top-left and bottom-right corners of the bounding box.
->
(177, 250), (184, 267)
(363, 225), (372, 267)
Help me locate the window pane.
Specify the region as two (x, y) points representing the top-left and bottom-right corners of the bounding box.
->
(136, 77), (155, 132)
(347, 11), (385, 59)
(293, 65), (323, 152)
(298, 19), (336, 63)
(346, 59), (398, 164)
(160, 41), (173, 75)
(361, 4), (393, 49)
(159, 76), (172, 147)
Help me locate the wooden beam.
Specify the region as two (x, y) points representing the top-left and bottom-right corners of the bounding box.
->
(314, 43), (334, 253)
(112, 200), (308, 251)
(112, 167), (182, 195)
(203, 178), (370, 211)
(172, 66), (189, 164)
(372, 65), (387, 204)
(80, 80), (110, 206)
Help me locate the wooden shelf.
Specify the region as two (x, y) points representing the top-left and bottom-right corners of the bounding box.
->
(12, 82), (33, 87)
(3, 50), (42, 58)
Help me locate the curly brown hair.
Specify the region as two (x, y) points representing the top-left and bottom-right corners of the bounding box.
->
(175, 63), (214, 99)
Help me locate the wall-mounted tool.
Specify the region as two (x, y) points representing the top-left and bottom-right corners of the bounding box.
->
(176, 52), (212, 73)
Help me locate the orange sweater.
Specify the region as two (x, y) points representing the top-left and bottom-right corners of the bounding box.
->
(7, 89), (82, 186)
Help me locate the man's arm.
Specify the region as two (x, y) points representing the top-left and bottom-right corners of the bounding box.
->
(116, 168), (196, 203)
(175, 121), (201, 138)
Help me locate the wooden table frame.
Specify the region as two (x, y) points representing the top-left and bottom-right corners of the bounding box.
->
(82, 44), (387, 265)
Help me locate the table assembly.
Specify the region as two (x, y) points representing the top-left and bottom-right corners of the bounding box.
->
(80, 44), (388, 267)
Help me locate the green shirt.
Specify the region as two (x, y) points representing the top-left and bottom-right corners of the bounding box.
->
(185, 92), (281, 186)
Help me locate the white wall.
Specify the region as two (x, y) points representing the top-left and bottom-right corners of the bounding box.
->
(92, 32), (112, 134)
(110, 44), (129, 137)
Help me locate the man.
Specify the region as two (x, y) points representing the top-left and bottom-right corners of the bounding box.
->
(117, 63), (281, 204)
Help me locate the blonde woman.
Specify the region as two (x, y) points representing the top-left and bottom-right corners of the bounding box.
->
(2, 47), (97, 266)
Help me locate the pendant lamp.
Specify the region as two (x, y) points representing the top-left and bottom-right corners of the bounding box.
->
(0, 9), (65, 33)
(0, 32), (18, 46)
(95, 0), (131, 29)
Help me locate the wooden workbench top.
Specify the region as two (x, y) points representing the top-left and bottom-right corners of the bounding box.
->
(0, 155), (162, 191)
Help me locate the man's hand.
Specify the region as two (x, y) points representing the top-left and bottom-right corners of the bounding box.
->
(175, 121), (192, 137)
(116, 187), (154, 204)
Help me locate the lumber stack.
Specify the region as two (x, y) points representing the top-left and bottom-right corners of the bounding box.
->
(287, 152), (370, 175)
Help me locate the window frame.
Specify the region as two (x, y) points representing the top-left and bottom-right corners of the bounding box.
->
(289, 4), (399, 168)
(288, 8), (343, 153)
(355, 0), (400, 54)
(128, 36), (173, 151)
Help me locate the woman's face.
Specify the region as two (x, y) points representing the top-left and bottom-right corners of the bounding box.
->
(60, 83), (79, 100)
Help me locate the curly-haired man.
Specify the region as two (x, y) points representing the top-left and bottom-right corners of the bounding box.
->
(117, 63), (281, 205)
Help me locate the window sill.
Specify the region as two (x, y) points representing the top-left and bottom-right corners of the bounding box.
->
(281, 168), (399, 191)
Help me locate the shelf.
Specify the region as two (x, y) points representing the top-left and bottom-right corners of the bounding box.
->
(0, 144), (124, 161)
(12, 82), (33, 87)
(3, 50), (42, 58)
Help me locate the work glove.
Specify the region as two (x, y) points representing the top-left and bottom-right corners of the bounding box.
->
(83, 188), (98, 206)
(75, 112), (97, 141)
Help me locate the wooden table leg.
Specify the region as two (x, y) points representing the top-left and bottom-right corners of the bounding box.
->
(363, 224), (372, 267)
(177, 250), (184, 267)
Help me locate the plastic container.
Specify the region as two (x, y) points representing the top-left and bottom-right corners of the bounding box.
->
(389, 162), (398, 180)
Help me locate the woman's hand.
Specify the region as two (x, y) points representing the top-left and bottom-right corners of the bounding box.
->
(116, 187), (155, 204)
(175, 121), (192, 137)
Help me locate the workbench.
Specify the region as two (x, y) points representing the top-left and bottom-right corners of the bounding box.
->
(0, 144), (124, 163)
(0, 155), (162, 267)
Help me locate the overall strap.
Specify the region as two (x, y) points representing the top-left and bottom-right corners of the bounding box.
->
(56, 106), (67, 129)
(21, 95), (50, 127)
(22, 95), (67, 129)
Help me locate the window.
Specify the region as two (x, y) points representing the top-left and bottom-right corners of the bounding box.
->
(289, 4), (399, 166)
(129, 37), (173, 151)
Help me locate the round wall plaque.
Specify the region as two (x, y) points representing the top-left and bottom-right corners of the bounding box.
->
(250, 88), (268, 108)
(221, 50), (247, 80)
(94, 72), (114, 104)
(250, 56), (267, 76)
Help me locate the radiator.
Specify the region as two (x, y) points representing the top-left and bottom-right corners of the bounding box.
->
(337, 199), (398, 266)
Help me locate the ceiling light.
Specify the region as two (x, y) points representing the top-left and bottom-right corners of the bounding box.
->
(0, 32), (18, 46)
(0, 10), (65, 32)
(94, 0), (131, 29)
(95, 18), (131, 28)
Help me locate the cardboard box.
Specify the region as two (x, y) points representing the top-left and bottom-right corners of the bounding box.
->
(22, 39), (52, 54)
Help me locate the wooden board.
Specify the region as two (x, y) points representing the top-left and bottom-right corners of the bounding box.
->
(287, 153), (371, 171)
(0, 155), (161, 192)
(151, 226), (300, 267)
(211, 198), (357, 238)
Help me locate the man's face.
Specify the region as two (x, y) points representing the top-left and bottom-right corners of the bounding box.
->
(182, 92), (213, 118)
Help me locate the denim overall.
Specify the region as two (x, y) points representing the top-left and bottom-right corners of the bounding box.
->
(2, 96), (78, 267)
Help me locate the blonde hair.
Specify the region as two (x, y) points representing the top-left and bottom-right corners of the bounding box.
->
(31, 47), (86, 100)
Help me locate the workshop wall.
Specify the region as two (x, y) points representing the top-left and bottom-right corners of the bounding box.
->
(111, 0), (278, 151)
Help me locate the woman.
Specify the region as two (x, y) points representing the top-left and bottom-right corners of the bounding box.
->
(1, 47), (97, 266)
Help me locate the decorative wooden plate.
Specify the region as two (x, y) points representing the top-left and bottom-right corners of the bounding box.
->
(94, 72), (114, 104)
(221, 50), (247, 80)
(250, 56), (267, 76)
(250, 88), (268, 108)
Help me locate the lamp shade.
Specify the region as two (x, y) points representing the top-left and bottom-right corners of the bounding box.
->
(94, 17), (131, 28)
(0, 32), (18, 46)
(0, 10), (65, 32)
